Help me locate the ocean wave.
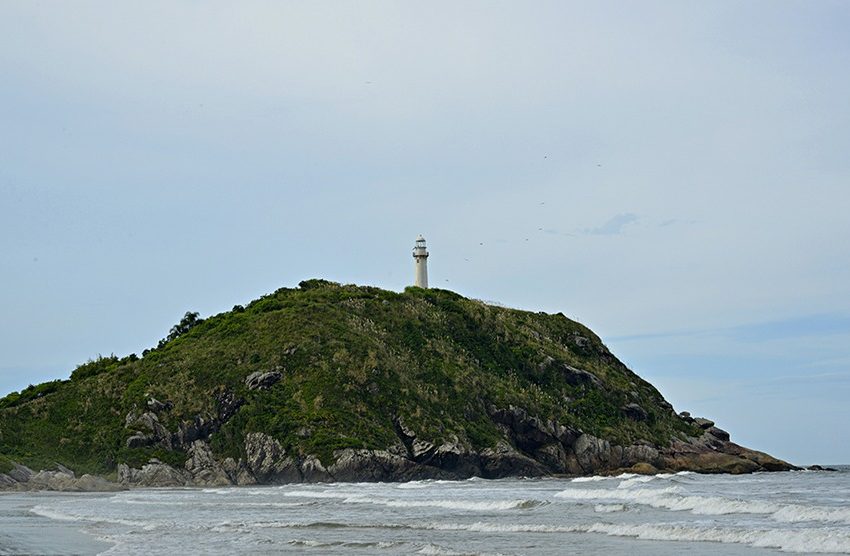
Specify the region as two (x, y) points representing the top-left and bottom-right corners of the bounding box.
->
(555, 484), (850, 524)
(772, 504), (850, 524)
(30, 505), (152, 529)
(347, 496), (546, 511)
(417, 521), (850, 553)
(585, 522), (850, 554)
(594, 503), (627, 513)
(570, 476), (610, 483)
(556, 485), (777, 514)
(617, 475), (657, 489)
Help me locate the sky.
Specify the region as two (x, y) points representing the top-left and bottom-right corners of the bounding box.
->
(2, 1), (849, 464)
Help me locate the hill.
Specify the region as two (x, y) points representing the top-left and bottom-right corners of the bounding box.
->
(0, 280), (794, 489)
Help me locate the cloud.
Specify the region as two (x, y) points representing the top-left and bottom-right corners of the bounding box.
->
(582, 213), (638, 236)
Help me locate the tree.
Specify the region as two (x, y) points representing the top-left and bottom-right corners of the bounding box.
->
(157, 311), (203, 348)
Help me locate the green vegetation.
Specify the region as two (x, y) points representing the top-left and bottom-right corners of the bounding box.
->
(0, 280), (699, 474)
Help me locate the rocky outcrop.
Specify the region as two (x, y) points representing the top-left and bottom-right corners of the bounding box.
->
(245, 370), (282, 390)
(184, 440), (232, 486)
(5, 404), (794, 491)
(0, 463), (121, 492)
(328, 449), (436, 482)
(118, 461), (189, 487)
(479, 441), (548, 478)
(622, 403), (648, 421)
(244, 432), (299, 483)
(538, 356), (603, 389)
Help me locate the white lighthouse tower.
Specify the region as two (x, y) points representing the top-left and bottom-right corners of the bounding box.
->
(412, 235), (429, 288)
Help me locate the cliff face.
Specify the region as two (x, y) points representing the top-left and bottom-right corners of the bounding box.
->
(0, 280), (794, 489)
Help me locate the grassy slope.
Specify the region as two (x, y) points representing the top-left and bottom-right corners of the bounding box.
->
(0, 280), (698, 475)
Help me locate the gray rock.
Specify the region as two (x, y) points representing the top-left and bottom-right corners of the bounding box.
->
(622, 443), (661, 467)
(126, 433), (154, 449)
(245, 370), (282, 391)
(244, 432), (300, 483)
(8, 463), (34, 483)
(573, 434), (614, 473)
(0, 474), (18, 489)
(55, 463), (75, 478)
(300, 455), (332, 482)
(431, 436), (480, 477)
(490, 406), (555, 452)
(479, 441), (548, 478)
(147, 397), (173, 412)
(622, 403), (648, 421)
(222, 457), (257, 486)
(533, 442), (570, 474)
(29, 469), (75, 490)
(185, 440), (233, 486)
(411, 438), (437, 462)
(693, 417), (715, 429)
(561, 365), (603, 388)
(328, 449), (427, 482)
(394, 416), (438, 463)
(707, 426), (730, 442)
(73, 474), (123, 492)
(125, 410), (172, 449)
(118, 461), (188, 487)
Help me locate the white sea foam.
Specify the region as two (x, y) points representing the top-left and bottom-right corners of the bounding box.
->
(417, 520), (850, 553)
(16, 471), (850, 555)
(556, 485), (780, 514)
(30, 505), (152, 529)
(344, 496), (544, 511)
(617, 475), (656, 488)
(555, 483), (850, 524)
(772, 504), (850, 524)
(594, 503), (627, 513)
(585, 522), (850, 554)
(570, 475), (609, 482)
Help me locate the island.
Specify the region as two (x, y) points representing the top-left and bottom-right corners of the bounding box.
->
(0, 280), (795, 491)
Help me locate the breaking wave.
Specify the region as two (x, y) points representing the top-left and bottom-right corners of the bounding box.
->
(555, 484), (850, 524)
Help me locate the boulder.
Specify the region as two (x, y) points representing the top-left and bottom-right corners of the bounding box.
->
(479, 441), (549, 478)
(184, 440), (233, 486)
(573, 434), (615, 472)
(629, 462), (659, 475)
(146, 397), (173, 412)
(561, 365), (603, 388)
(300, 455), (332, 482)
(707, 426), (730, 442)
(489, 406), (556, 452)
(118, 461), (188, 487)
(125, 410), (172, 449)
(8, 463), (34, 483)
(622, 403), (648, 422)
(222, 457), (257, 485)
(533, 442), (570, 474)
(393, 416), (437, 463)
(430, 435), (480, 477)
(693, 417), (715, 429)
(73, 474), (123, 492)
(622, 443), (660, 467)
(245, 370), (282, 391)
(328, 449), (430, 482)
(126, 433), (154, 449)
(0, 474), (18, 489)
(244, 432), (300, 483)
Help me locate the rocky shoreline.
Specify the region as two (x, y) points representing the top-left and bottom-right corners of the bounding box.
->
(1, 406), (798, 492)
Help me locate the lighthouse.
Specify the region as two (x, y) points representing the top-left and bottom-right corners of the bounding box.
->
(412, 235), (429, 288)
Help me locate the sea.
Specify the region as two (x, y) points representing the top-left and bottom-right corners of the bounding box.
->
(1, 468), (849, 555)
